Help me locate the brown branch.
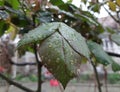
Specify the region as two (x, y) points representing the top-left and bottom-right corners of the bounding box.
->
(0, 73), (35, 92)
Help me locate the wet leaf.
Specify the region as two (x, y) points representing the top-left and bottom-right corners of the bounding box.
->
(17, 22), (90, 88)
(17, 23), (59, 48)
(59, 23), (90, 59)
(39, 32), (82, 88)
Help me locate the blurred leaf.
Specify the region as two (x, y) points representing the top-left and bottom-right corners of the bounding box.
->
(106, 27), (115, 34)
(7, 0), (20, 10)
(0, 0), (4, 6)
(67, 0), (73, 3)
(111, 34), (120, 45)
(112, 62), (120, 72)
(5, 23), (18, 40)
(38, 11), (53, 23)
(0, 20), (8, 36)
(87, 40), (113, 65)
(108, 1), (116, 11)
(50, 0), (64, 6)
(116, 0), (120, 6)
(81, 0), (87, 4)
(17, 22), (90, 88)
(75, 14), (98, 25)
(89, 4), (101, 13)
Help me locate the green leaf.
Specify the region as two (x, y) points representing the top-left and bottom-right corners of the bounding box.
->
(89, 4), (101, 13)
(0, 20), (8, 36)
(39, 32), (82, 88)
(111, 34), (120, 45)
(7, 0), (20, 10)
(50, 0), (64, 6)
(87, 41), (113, 65)
(59, 23), (90, 59)
(112, 62), (120, 72)
(18, 22), (90, 59)
(17, 22), (90, 88)
(0, 0), (4, 6)
(17, 23), (59, 48)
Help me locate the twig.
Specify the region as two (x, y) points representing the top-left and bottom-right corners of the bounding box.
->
(89, 59), (102, 92)
(0, 73), (35, 92)
(34, 44), (43, 92)
(10, 61), (37, 66)
(103, 6), (120, 24)
(106, 51), (120, 57)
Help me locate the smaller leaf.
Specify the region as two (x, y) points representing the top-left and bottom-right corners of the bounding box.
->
(89, 4), (101, 13)
(108, 1), (116, 11)
(111, 34), (120, 45)
(112, 62), (120, 72)
(50, 0), (64, 6)
(7, 0), (20, 10)
(87, 40), (113, 65)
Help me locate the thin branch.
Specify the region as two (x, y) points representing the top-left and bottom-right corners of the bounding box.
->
(89, 59), (102, 92)
(0, 73), (35, 92)
(10, 61), (37, 66)
(34, 44), (43, 92)
(103, 6), (120, 24)
(106, 51), (120, 57)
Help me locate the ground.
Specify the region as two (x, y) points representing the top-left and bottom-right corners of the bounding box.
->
(0, 82), (120, 92)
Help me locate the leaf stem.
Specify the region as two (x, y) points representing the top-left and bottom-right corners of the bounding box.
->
(34, 44), (43, 92)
